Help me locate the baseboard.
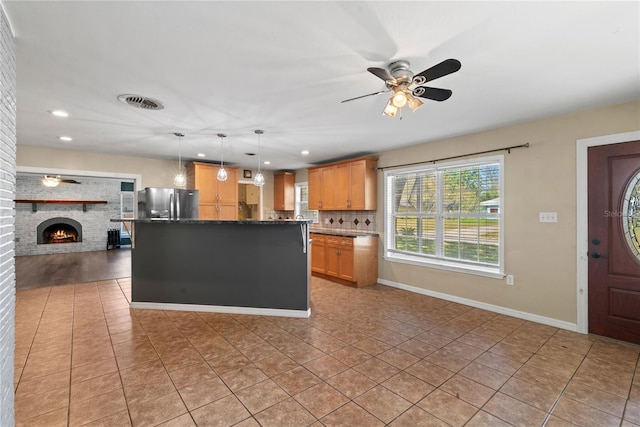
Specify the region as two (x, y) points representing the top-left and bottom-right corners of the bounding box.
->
(130, 302), (311, 319)
(377, 278), (578, 332)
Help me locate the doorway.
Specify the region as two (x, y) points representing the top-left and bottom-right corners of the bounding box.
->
(577, 131), (640, 342)
(238, 182), (261, 220)
(587, 140), (640, 344)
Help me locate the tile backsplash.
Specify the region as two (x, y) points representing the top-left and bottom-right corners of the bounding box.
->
(315, 210), (377, 231)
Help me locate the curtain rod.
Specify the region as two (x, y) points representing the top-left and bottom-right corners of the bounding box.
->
(376, 143), (530, 170)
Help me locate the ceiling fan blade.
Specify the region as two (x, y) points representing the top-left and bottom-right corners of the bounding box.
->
(367, 67), (395, 83)
(413, 59), (461, 84)
(341, 90), (388, 103)
(59, 179), (81, 184)
(412, 86), (453, 102)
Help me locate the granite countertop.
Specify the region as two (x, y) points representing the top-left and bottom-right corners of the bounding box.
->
(110, 218), (313, 225)
(309, 227), (379, 237)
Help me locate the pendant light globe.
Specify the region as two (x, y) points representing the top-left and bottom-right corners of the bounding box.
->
(216, 133), (228, 182)
(173, 132), (187, 188)
(254, 130), (265, 187)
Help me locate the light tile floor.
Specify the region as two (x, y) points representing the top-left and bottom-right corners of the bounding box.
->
(14, 277), (640, 426)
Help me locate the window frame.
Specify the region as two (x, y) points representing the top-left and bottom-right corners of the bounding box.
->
(384, 155), (505, 279)
(294, 181), (319, 223)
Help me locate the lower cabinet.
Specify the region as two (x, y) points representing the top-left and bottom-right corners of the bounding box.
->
(310, 234), (326, 274)
(310, 233), (377, 287)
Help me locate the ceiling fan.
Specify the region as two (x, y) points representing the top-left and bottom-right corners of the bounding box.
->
(342, 58), (462, 118)
(41, 175), (81, 187)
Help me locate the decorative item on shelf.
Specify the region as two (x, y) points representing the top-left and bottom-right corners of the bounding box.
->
(243, 170), (252, 179)
(216, 133), (228, 181)
(253, 129), (265, 187)
(173, 132), (186, 188)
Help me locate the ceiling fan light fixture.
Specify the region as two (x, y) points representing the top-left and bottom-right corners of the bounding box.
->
(391, 89), (408, 108)
(41, 175), (59, 187)
(383, 101), (398, 117)
(407, 94), (424, 112)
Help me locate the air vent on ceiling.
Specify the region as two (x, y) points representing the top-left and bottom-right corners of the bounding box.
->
(117, 94), (165, 110)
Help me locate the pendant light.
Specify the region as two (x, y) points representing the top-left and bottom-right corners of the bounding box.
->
(253, 129), (265, 187)
(216, 133), (228, 181)
(173, 132), (186, 188)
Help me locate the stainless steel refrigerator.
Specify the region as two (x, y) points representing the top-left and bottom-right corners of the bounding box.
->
(137, 188), (199, 220)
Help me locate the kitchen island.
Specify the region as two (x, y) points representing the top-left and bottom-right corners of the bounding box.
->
(116, 219), (311, 318)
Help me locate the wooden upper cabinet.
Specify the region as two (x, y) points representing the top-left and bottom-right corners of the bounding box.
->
(217, 167), (238, 204)
(308, 167), (322, 210)
(186, 162), (238, 219)
(321, 166), (336, 210)
(188, 162), (217, 204)
(274, 172), (295, 211)
(308, 157), (377, 211)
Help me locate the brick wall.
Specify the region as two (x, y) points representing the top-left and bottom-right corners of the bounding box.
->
(0, 4), (16, 425)
(15, 175), (122, 255)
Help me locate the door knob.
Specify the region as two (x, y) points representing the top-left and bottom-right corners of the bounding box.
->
(591, 239), (600, 245)
(591, 252), (607, 259)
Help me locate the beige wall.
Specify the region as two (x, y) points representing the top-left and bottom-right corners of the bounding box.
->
(377, 99), (640, 325)
(17, 146), (178, 188)
(17, 100), (640, 325)
(16, 145), (276, 214)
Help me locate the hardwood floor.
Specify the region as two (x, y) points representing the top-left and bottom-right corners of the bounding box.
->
(15, 248), (131, 291)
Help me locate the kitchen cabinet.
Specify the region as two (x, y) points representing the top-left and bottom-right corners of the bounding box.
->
(308, 168), (322, 210)
(308, 157), (377, 211)
(274, 172), (295, 211)
(310, 233), (326, 274)
(308, 165), (336, 210)
(186, 162), (238, 220)
(245, 185), (259, 205)
(309, 233), (378, 287)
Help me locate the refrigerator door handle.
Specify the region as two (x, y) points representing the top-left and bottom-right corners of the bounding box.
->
(169, 193), (174, 220)
(176, 193), (181, 220)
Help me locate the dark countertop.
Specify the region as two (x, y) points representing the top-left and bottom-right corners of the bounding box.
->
(309, 227), (379, 238)
(111, 219), (312, 225)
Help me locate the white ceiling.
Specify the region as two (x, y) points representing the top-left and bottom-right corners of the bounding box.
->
(3, 1), (639, 171)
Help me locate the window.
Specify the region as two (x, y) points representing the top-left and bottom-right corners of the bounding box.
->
(295, 182), (318, 223)
(384, 156), (503, 278)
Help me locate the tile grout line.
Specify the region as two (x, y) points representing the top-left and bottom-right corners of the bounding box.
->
(620, 352), (640, 427)
(538, 332), (595, 427)
(97, 280), (135, 427)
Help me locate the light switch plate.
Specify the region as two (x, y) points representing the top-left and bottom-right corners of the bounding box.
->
(539, 212), (558, 223)
(506, 275), (514, 285)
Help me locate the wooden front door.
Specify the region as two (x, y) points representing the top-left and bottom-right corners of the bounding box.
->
(588, 140), (640, 344)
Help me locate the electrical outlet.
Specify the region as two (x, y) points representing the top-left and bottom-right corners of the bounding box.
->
(506, 275), (514, 285)
(324, 218), (330, 225)
(539, 212), (558, 223)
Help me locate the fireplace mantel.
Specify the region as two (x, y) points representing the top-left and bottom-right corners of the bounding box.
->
(15, 199), (107, 212)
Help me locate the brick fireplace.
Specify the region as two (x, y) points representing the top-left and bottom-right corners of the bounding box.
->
(15, 174), (122, 256)
(37, 217), (82, 244)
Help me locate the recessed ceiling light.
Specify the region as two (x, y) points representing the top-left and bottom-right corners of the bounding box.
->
(301, 150), (310, 155)
(49, 110), (69, 118)
(263, 161), (271, 165)
(196, 153), (206, 157)
(58, 136), (72, 141)
(245, 153), (255, 156)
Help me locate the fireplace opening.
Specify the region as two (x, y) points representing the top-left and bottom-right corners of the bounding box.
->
(43, 223), (78, 244)
(37, 217), (83, 245)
